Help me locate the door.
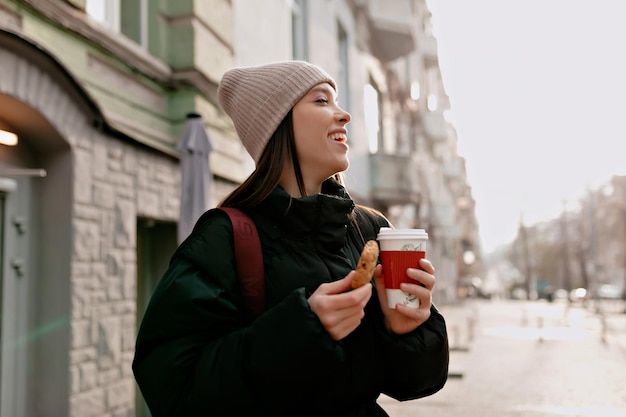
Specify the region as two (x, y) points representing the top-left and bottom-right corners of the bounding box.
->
(135, 218), (177, 417)
(0, 176), (31, 417)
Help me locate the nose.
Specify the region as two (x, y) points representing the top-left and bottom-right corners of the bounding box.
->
(336, 107), (351, 124)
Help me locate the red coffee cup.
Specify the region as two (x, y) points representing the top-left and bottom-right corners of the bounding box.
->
(377, 228), (428, 308)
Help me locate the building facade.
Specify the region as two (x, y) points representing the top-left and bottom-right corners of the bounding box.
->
(232, 0), (482, 302)
(0, 0), (480, 415)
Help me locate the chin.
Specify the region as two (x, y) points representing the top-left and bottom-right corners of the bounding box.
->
(313, 159), (349, 180)
(332, 156), (349, 172)
(327, 166), (349, 178)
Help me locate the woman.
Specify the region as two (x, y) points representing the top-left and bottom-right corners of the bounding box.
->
(133, 61), (449, 416)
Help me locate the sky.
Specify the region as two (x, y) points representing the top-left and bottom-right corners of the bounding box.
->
(425, 0), (626, 254)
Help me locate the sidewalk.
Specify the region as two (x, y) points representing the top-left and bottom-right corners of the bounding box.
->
(439, 300), (480, 352)
(591, 299), (626, 349)
(379, 299), (626, 417)
(440, 297), (626, 350)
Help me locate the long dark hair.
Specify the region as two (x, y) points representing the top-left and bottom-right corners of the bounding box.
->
(219, 110), (342, 209)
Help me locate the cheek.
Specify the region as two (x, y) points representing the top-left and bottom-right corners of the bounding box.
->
(295, 138), (321, 168)
(293, 120), (321, 152)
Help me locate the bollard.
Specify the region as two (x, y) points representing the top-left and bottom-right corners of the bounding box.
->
(600, 314), (607, 344)
(449, 324), (469, 352)
(521, 306), (528, 327)
(537, 316), (544, 342)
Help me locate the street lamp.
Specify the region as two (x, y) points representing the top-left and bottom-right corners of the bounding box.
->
(0, 129), (18, 146)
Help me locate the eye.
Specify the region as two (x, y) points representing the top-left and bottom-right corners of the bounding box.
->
(315, 97), (329, 104)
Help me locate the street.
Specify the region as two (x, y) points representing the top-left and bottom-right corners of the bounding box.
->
(379, 299), (626, 417)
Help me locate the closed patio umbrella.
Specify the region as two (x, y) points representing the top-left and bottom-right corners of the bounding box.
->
(176, 113), (213, 243)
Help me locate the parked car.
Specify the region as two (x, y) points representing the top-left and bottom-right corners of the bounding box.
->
(546, 288), (569, 303)
(569, 287), (588, 302)
(595, 284), (623, 300)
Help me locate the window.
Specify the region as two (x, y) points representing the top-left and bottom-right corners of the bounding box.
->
(427, 94), (438, 111)
(410, 81), (421, 101)
(364, 82), (382, 154)
(292, 0), (308, 60)
(87, 0), (149, 48)
(426, 67), (440, 111)
(86, 0), (120, 32)
(337, 22), (350, 114)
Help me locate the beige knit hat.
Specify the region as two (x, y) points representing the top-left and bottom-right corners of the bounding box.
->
(218, 61), (337, 164)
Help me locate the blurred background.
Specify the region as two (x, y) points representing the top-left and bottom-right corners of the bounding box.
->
(0, 0), (624, 416)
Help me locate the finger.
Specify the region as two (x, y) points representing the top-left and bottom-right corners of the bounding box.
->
(396, 301), (432, 321)
(419, 258), (435, 274)
(400, 280), (431, 301)
(316, 281), (372, 314)
(372, 264), (384, 290)
(337, 282), (373, 308)
(406, 268), (435, 289)
(325, 300), (368, 327)
(317, 272), (355, 295)
(372, 265), (389, 308)
(317, 289), (371, 339)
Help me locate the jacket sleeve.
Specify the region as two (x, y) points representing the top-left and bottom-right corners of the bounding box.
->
(377, 304), (449, 401)
(132, 215), (343, 416)
(355, 207), (449, 400)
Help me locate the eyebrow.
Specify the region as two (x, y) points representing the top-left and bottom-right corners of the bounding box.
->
(310, 84), (338, 99)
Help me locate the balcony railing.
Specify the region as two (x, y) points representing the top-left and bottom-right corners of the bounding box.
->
(422, 111), (448, 142)
(416, 32), (439, 67)
(369, 153), (420, 204)
(443, 157), (464, 179)
(431, 202), (456, 226)
(367, 0), (415, 62)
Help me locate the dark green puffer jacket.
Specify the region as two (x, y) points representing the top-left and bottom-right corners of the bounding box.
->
(133, 180), (449, 417)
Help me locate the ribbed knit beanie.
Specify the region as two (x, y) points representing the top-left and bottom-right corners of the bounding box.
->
(218, 61), (336, 164)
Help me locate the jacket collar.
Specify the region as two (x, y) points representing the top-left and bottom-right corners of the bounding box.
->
(258, 179), (355, 251)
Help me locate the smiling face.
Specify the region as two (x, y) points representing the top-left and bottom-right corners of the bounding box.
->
(291, 82), (351, 188)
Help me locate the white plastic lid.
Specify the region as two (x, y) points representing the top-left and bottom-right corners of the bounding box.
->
(377, 227), (428, 240)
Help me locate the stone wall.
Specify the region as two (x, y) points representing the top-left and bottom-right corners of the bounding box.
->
(69, 132), (180, 416)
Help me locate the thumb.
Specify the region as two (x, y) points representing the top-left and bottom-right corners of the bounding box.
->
(318, 271), (356, 295)
(372, 265), (389, 307)
(372, 264), (384, 291)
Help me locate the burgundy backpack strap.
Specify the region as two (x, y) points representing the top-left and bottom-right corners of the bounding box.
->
(218, 207), (265, 321)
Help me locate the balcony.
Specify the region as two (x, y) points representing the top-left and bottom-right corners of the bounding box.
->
(416, 32), (439, 67)
(422, 111), (448, 142)
(443, 157), (464, 179)
(369, 153), (421, 204)
(367, 0), (415, 62)
(431, 202), (456, 226)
